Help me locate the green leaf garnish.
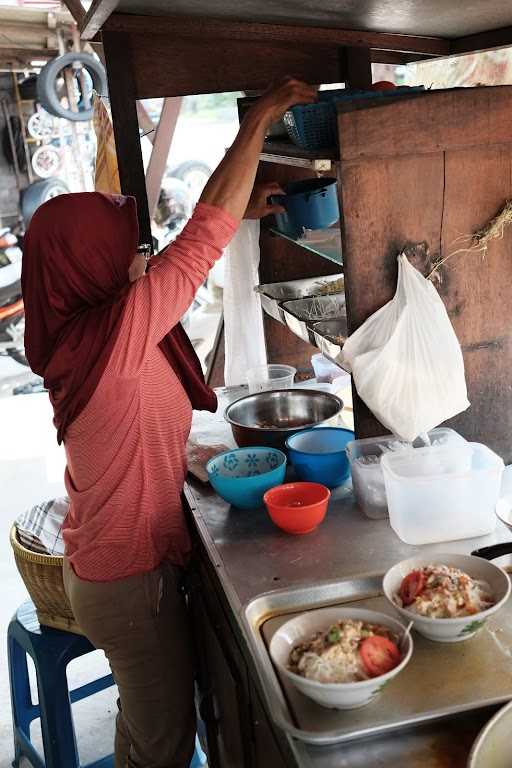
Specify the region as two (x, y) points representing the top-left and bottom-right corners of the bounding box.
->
(459, 619), (486, 636)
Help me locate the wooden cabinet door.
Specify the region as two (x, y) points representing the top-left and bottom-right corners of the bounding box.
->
(337, 85), (512, 461)
(250, 682), (289, 768)
(189, 571), (253, 768)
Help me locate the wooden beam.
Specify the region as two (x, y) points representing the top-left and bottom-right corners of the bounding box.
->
(102, 30), (152, 246)
(102, 13), (449, 57)
(146, 97), (182, 218)
(337, 86), (512, 161)
(128, 31), (342, 98)
(450, 25), (512, 56)
(342, 46), (373, 89)
(61, 0), (85, 26)
(371, 50), (433, 65)
(0, 20), (60, 37)
(0, 47), (57, 61)
(81, 0), (119, 40)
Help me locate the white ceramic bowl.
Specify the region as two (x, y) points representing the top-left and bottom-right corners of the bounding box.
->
(383, 553), (511, 643)
(468, 699), (512, 768)
(269, 607), (413, 710)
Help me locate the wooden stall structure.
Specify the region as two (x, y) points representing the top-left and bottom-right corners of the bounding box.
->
(78, 2), (512, 462)
(72, 5), (512, 767)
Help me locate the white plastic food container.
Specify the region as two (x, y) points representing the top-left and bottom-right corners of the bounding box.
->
(346, 428), (466, 520)
(381, 442), (504, 545)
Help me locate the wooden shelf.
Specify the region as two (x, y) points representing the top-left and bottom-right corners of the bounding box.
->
(260, 140), (337, 171)
(270, 227), (342, 266)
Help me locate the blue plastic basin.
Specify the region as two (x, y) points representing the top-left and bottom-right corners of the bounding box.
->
(272, 177), (339, 238)
(286, 427), (354, 488)
(206, 446), (287, 509)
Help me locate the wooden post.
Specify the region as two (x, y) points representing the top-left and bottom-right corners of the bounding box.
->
(341, 46), (373, 89)
(146, 96), (183, 218)
(61, 0), (86, 26)
(206, 316), (225, 388)
(11, 73), (33, 184)
(71, 25), (91, 112)
(58, 30), (88, 191)
(102, 30), (152, 246)
(136, 101), (156, 144)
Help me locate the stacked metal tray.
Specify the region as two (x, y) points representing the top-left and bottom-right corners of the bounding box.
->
(255, 274), (343, 322)
(255, 275), (347, 364)
(313, 318), (348, 360)
(242, 575), (512, 746)
(281, 295), (345, 345)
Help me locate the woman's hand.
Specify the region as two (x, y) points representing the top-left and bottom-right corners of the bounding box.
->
(244, 182), (286, 219)
(200, 78), (316, 221)
(247, 77), (318, 130)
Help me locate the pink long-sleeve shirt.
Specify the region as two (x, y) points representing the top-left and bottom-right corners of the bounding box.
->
(63, 203), (237, 581)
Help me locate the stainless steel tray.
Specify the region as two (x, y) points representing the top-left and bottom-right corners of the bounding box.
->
(255, 275), (344, 322)
(282, 294), (346, 344)
(311, 317), (348, 364)
(242, 575), (512, 745)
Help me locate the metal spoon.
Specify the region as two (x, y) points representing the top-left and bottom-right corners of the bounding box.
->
(401, 620), (414, 652)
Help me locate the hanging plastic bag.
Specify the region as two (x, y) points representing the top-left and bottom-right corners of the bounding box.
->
(341, 253), (470, 443)
(223, 219), (267, 386)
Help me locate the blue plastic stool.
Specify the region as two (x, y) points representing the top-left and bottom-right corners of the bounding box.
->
(8, 601), (115, 768)
(8, 601), (207, 768)
(190, 737), (207, 768)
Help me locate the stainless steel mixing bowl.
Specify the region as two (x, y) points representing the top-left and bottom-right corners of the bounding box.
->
(224, 389), (344, 450)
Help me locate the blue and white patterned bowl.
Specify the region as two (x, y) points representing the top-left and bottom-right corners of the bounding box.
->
(207, 447), (287, 509)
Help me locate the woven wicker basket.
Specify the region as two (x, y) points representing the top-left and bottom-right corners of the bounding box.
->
(10, 525), (82, 634)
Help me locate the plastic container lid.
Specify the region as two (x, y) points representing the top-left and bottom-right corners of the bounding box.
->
(346, 428), (468, 522)
(381, 441), (474, 479)
(346, 428), (466, 462)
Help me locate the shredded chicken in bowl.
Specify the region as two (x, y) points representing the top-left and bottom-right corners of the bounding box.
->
(395, 564), (495, 619)
(288, 619), (401, 684)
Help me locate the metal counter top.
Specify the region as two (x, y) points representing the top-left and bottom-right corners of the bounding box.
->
(186, 386), (512, 767)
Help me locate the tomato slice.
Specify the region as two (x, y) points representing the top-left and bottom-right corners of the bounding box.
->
(399, 570), (426, 606)
(360, 636), (401, 677)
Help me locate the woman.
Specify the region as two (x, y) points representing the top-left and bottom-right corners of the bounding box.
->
(21, 78), (316, 768)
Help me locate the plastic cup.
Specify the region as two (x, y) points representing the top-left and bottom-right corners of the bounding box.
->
(246, 364), (296, 394)
(311, 353), (344, 383)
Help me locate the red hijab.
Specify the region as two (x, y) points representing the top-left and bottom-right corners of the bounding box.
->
(22, 192), (217, 444)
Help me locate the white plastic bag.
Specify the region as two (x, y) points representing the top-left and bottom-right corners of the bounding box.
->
(341, 253), (470, 442)
(223, 219), (267, 386)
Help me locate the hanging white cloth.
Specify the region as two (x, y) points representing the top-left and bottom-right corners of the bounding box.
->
(223, 219), (267, 386)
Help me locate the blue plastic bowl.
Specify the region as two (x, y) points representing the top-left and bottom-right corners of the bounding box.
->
(206, 447), (287, 509)
(286, 428), (354, 488)
(272, 177), (339, 239)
